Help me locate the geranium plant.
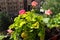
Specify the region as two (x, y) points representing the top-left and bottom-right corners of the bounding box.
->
(8, 9), (46, 40)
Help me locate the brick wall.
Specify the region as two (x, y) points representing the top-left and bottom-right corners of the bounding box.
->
(0, 0), (24, 16)
(0, 0), (41, 15)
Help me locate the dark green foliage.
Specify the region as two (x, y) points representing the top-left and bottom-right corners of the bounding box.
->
(0, 12), (11, 31)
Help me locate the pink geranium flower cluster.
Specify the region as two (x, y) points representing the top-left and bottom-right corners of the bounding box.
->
(31, 1), (38, 7)
(19, 9), (26, 15)
(45, 9), (52, 15)
(7, 29), (13, 34)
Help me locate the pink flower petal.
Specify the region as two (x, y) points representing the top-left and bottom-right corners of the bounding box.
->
(7, 29), (13, 33)
(45, 9), (52, 15)
(19, 9), (26, 15)
(31, 1), (38, 7)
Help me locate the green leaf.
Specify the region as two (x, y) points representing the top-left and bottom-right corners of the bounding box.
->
(31, 22), (39, 29)
(19, 21), (26, 27)
(14, 15), (20, 22)
(9, 24), (15, 29)
(43, 18), (50, 23)
(0, 35), (5, 40)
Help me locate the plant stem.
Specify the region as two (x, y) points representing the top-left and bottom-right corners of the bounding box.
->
(40, 28), (45, 40)
(40, 36), (45, 40)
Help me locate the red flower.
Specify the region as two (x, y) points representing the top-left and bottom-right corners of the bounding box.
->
(19, 9), (26, 15)
(7, 29), (13, 34)
(45, 9), (52, 15)
(31, 1), (38, 7)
